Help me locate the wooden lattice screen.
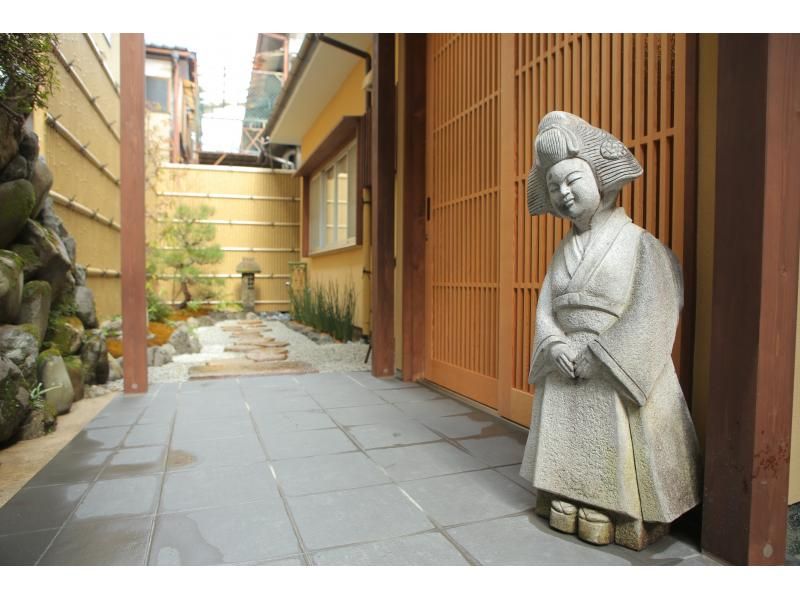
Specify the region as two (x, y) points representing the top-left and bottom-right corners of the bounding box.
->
(426, 34), (695, 425)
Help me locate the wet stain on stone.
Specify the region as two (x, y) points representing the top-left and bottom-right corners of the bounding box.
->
(151, 513), (225, 565)
(167, 450), (195, 468)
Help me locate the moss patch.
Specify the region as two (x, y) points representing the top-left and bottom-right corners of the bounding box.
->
(9, 243), (41, 274)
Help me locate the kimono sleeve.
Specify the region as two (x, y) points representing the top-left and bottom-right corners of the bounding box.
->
(528, 269), (570, 384)
(587, 233), (682, 407)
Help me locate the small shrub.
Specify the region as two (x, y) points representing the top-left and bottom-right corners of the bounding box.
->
(0, 33), (60, 115)
(146, 286), (171, 323)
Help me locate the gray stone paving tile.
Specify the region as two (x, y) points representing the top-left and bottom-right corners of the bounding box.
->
(494, 464), (535, 491)
(137, 403), (177, 425)
(395, 398), (476, 419)
(62, 425), (131, 453)
(172, 415), (255, 443)
(456, 435), (527, 466)
(367, 442), (487, 482)
(39, 516), (154, 565)
(308, 386), (386, 409)
(160, 462), (279, 513)
(240, 375), (300, 390)
(245, 393), (321, 413)
(250, 556), (305, 566)
(149, 498), (299, 565)
(447, 514), (632, 565)
(296, 372), (351, 387)
(261, 428), (357, 460)
(0, 529), (59, 565)
(99, 446), (168, 479)
(252, 409), (337, 434)
(84, 409), (144, 429)
(327, 404), (411, 426)
(175, 397), (249, 420)
(400, 470), (536, 526)
(311, 532), (470, 566)
(124, 423), (172, 447)
(635, 535), (701, 564)
(287, 484), (434, 550)
(167, 435), (265, 471)
(376, 387), (445, 403)
(346, 420), (441, 450)
(0, 483), (88, 534)
(72, 474), (162, 521)
(180, 380), (240, 395)
(346, 372), (419, 390)
(421, 412), (507, 439)
(677, 554), (721, 566)
(27, 450), (112, 487)
(272, 452), (391, 496)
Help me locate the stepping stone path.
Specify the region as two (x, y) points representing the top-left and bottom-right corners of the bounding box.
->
(189, 319), (316, 379)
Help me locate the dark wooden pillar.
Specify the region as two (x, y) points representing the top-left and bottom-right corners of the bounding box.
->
(702, 33), (800, 565)
(370, 34), (396, 378)
(120, 34), (148, 394)
(401, 34), (426, 381)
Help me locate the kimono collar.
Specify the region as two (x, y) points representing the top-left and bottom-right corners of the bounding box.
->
(564, 207), (632, 293)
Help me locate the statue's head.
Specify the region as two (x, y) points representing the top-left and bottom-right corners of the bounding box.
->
(527, 111), (642, 225)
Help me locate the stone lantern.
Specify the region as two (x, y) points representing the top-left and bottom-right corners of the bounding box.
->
(236, 257), (261, 313)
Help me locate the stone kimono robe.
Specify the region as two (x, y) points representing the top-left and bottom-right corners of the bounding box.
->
(519, 207), (701, 523)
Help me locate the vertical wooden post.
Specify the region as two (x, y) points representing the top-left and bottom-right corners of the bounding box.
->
(702, 33), (800, 565)
(371, 33), (396, 378)
(401, 34), (426, 381)
(120, 33), (148, 394)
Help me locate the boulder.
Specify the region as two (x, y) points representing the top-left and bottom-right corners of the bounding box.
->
(36, 349), (74, 415)
(0, 179), (36, 248)
(37, 196), (68, 238)
(101, 317), (122, 338)
(0, 155), (29, 183)
(17, 280), (51, 341)
(48, 316), (84, 355)
(147, 344), (175, 367)
(9, 243), (42, 278)
(0, 357), (30, 444)
(74, 285), (98, 329)
(197, 315), (214, 327)
(29, 157), (53, 218)
(0, 111), (22, 171)
(18, 403), (57, 440)
(107, 353), (123, 382)
(63, 355), (85, 401)
(80, 330), (109, 385)
(0, 324), (40, 387)
(169, 325), (201, 355)
(74, 264), (87, 286)
(0, 250), (24, 323)
(18, 129), (39, 161)
(246, 312), (260, 321)
(17, 219), (72, 301)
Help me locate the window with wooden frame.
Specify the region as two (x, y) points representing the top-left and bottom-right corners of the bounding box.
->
(298, 115), (368, 257)
(308, 140), (358, 253)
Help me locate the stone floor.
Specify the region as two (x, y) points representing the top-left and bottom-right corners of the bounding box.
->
(0, 372), (718, 566)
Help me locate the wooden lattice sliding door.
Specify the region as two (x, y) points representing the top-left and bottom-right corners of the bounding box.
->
(425, 34), (501, 405)
(425, 34), (696, 423)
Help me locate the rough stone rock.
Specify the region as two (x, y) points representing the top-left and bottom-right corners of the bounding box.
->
(17, 280), (52, 341)
(186, 317), (199, 327)
(37, 196), (68, 238)
(74, 265), (87, 286)
(19, 129), (39, 161)
(29, 157), (53, 218)
(0, 357), (30, 443)
(17, 219), (72, 301)
(0, 111), (22, 171)
(48, 316), (84, 355)
(197, 315), (214, 327)
(101, 317), (123, 337)
(0, 324), (40, 387)
(74, 285), (98, 329)
(107, 353), (123, 382)
(0, 250), (24, 323)
(9, 243), (42, 278)
(63, 355), (85, 401)
(0, 178), (36, 248)
(17, 404), (57, 440)
(169, 326), (201, 355)
(246, 312), (260, 321)
(80, 330), (109, 385)
(148, 344), (175, 367)
(36, 349), (75, 415)
(0, 155), (29, 183)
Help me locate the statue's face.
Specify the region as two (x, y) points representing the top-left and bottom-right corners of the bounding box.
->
(545, 158), (601, 229)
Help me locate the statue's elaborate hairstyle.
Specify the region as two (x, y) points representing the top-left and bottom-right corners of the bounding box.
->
(527, 111), (642, 216)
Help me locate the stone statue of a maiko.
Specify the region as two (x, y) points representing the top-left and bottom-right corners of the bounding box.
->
(519, 111), (701, 551)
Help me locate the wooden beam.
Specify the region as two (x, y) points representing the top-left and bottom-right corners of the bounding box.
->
(702, 33), (800, 565)
(371, 34), (397, 377)
(401, 34), (427, 381)
(295, 116), (360, 177)
(120, 33), (148, 394)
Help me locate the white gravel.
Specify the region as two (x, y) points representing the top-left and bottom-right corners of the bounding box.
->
(112, 318), (372, 386)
